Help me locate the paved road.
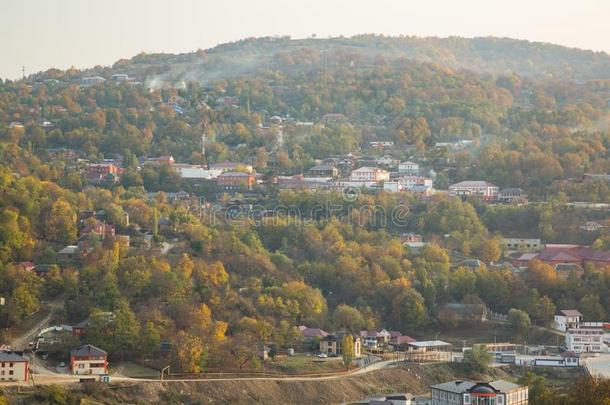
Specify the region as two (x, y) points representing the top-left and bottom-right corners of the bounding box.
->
(9, 295), (65, 351)
(583, 354), (610, 378)
(0, 359), (399, 387)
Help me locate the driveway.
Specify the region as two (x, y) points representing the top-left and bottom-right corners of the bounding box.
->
(583, 353), (610, 378)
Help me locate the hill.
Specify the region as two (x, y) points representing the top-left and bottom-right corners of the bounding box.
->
(87, 35), (610, 87)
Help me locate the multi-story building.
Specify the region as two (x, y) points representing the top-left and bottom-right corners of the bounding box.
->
(86, 163), (121, 183)
(307, 164), (338, 178)
(553, 310), (582, 332)
(448, 181), (498, 201)
(398, 161), (419, 175)
(70, 344), (108, 375)
(0, 351), (29, 382)
(502, 238), (542, 252)
(384, 176), (433, 194)
(350, 167), (390, 183)
(430, 380), (528, 405)
(319, 333), (362, 357)
(498, 188), (528, 204)
(565, 322), (608, 353)
(216, 172), (256, 190)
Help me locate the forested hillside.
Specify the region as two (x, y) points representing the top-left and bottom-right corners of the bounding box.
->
(0, 35), (609, 389)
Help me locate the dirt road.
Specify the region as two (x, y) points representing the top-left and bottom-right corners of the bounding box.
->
(9, 295), (65, 350)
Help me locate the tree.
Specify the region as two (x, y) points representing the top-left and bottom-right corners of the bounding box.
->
(341, 334), (355, 370)
(44, 199), (77, 243)
(333, 305), (366, 332)
(113, 299), (141, 359)
(508, 308), (531, 336)
(390, 288), (426, 331)
(173, 331), (205, 373)
(462, 345), (492, 373)
(476, 239), (501, 263)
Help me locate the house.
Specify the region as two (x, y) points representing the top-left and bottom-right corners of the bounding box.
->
(398, 161), (419, 175)
(455, 259), (485, 270)
(319, 333), (362, 357)
(437, 303), (487, 325)
(502, 238), (541, 252)
(554, 263), (585, 279)
(111, 74), (129, 82)
(527, 246), (610, 270)
(79, 222), (115, 240)
(580, 221), (604, 232)
(565, 322), (608, 353)
(498, 188), (528, 204)
(144, 155), (175, 166)
(448, 181), (498, 201)
(174, 165), (223, 180)
(377, 155), (399, 167)
(430, 380), (528, 405)
(81, 76), (106, 86)
(350, 167), (390, 183)
(388, 335), (417, 352)
(0, 351), (29, 382)
(57, 245), (82, 263)
(321, 113), (347, 125)
(210, 161), (254, 174)
(369, 141), (394, 148)
(216, 172), (256, 190)
(360, 330), (393, 349)
(554, 310), (583, 332)
(384, 176), (433, 194)
(298, 325), (329, 341)
(307, 164), (338, 178)
(400, 233), (422, 244)
(70, 345), (108, 375)
(86, 163), (121, 183)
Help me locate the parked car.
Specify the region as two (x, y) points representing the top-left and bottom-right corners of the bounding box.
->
(317, 353), (328, 358)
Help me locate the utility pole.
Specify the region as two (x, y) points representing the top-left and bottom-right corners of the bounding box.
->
(22, 66), (26, 81)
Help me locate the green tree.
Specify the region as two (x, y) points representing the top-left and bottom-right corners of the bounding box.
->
(508, 308), (531, 336)
(333, 305), (366, 332)
(462, 345), (492, 373)
(341, 334), (355, 370)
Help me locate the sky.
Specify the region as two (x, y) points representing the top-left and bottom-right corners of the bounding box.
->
(1, 0), (609, 80)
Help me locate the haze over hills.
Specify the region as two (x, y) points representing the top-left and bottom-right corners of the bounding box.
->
(46, 35), (610, 88)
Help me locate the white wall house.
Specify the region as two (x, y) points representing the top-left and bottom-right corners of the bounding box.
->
(350, 167), (390, 183)
(448, 181), (499, 200)
(554, 310), (583, 332)
(398, 161), (419, 175)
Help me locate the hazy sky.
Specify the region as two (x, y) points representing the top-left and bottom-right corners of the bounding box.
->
(1, 0), (609, 79)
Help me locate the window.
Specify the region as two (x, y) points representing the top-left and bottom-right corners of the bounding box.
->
(8, 370), (13, 375)
(9, 362), (13, 367)
(79, 364), (85, 368)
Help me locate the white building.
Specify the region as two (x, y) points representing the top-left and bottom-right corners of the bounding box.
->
(449, 181), (499, 201)
(503, 238), (542, 252)
(81, 76), (106, 86)
(350, 167), (390, 183)
(175, 165), (223, 179)
(384, 176), (433, 194)
(398, 161), (419, 175)
(554, 310), (583, 332)
(565, 322), (608, 353)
